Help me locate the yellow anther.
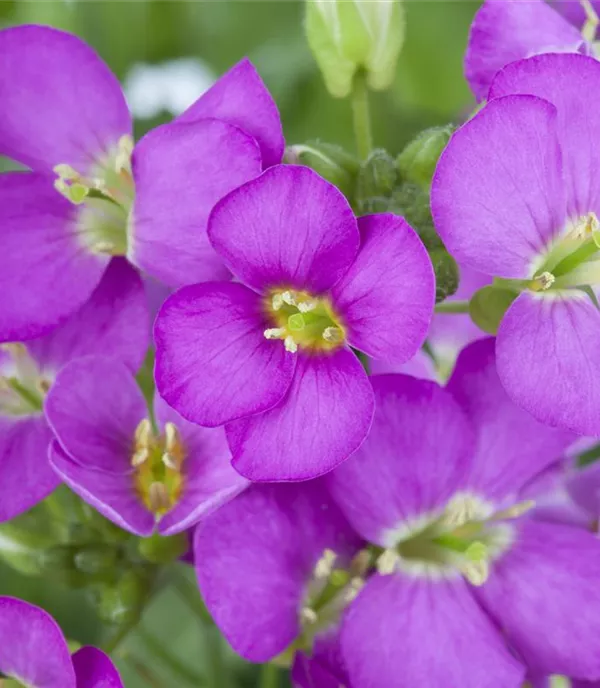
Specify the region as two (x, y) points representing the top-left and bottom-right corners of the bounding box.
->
(114, 135), (134, 175)
(314, 549), (337, 579)
(264, 327), (286, 340)
(272, 293), (284, 311)
(322, 327), (343, 343)
(491, 499), (536, 522)
(531, 271), (555, 292)
(131, 448), (149, 467)
(344, 577), (365, 603)
(301, 607), (318, 625)
(462, 559), (489, 587)
(297, 300), (317, 313)
(377, 549), (400, 575)
(162, 452), (178, 470)
(134, 418), (153, 448)
(284, 336), (298, 353)
(164, 422), (178, 453)
(148, 482), (171, 513)
(281, 291), (297, 306)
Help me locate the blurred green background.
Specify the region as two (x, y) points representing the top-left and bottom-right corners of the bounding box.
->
(0, 1), (480, 685)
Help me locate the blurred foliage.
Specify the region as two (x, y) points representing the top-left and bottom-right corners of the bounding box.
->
(0, 1), (480, 685)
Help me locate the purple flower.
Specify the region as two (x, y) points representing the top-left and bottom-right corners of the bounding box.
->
(291, 633), (350, 688)
(328, 339), (600, 686)
(0, 259), (147, 522)
(193, 481), (363, 662)
(432, 52), (600, 436)
(45, 357), (247, 536)
(155, 164), (434, 480)
(465, 0), (588, 102)
(0, 596), (123, 687)
(554, 0), (600, 27)
(0, 25), (282, 340)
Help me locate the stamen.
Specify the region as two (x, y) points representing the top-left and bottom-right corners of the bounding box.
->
(131, 448), (149, 467)
(281, 291), (297, 306)
(300, 607), (318, 624)
(344, 577), (364, 603)
(322, 326), (343, 343)
(264, 327), (286, 340)
(272, 293), (284, 311)
(491, 499), (535, 522)
(461, 559), (489, 586)
(162, 452), (178, 470)
(441, 495), (485, 529)
(297, 300), (317, 313)
(148, 482), (171, 512)
(314, 549), (337, 579)
(530, 271), (555, 292)
(284, 336), (298, 353)
(377, 549), (400, 575)
(135, 418), (153, 448)
(114, 135), (134, 175)
(164, 422), (178, 453)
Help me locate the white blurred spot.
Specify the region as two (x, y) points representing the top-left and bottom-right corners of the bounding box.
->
(123, 58), (216, 119)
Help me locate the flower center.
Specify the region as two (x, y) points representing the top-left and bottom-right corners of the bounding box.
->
(53, 135), (135, 257)
(0, 343), (51, 416)
(376, 493), (534, 586)
(131, 418), (185, 516)
(263, 288), (346, 353)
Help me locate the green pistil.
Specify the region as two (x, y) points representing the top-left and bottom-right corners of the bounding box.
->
(5, 378), (44, 413)
(551, 238), (599, 278)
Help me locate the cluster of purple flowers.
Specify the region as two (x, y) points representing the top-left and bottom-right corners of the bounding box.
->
(4, 2), (600, 684)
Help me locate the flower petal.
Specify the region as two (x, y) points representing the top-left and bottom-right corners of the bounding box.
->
(130, 119), (262, 288)
(330, 214), (434, 363)
(0, 25), (131, 172)
(72, 647), (123, 688)
(0, 172), (108, 341)
(369, 349), (438, 381)
(327, 375), (475, 547)
(340, 574), (525, 688)
(447, 338), (575, 501)
(208, 165), (359, 293)
(154, 282), (295, 427)
(194, 482), (361, 662)
(44, 357), (147, 472)
(496, 291), (600, 436)
(0, 596), (75, 688)
(178, 58), (284, 167)
(153, 394), (248, 536)
(431, 95), (566, 278)
(50, 441), (153, 537)
(476, 520), (600, 678)
(465, 0), (584, 101)
(490, 53), (600, 216)
(0, 416), (58, 522)
(227, 349), (374, 481)
(27, 258), (148, 375)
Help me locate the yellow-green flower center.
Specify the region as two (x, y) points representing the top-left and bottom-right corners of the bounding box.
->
(0, 343), (50, 416)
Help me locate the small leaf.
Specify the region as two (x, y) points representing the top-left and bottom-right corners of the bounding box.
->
(469, 286), (517, 335)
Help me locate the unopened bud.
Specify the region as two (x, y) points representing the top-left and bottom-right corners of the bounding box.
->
(397, 125), (455, 188)
(285, 141), (359, 199)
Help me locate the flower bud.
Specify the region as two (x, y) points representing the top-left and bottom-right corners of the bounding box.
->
(73, 544), (118, 575)
(430, 249), (459, 304)
(138, 532), (189, 564)
(94, 570), (151, 627)
(468, 285), (518, 335)
(305, 0), (406, 97)
(355, 149), (398, 214)
(286, 141), (359, 200)
(397, 125), (455, 188)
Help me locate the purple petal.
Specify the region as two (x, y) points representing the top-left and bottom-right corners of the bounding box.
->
(0, 25), (131, 172)
(369, 349), (438, 381)
(330, 214), (434, 363)
(490, 53), (600, 217)
(72, 647), (123, 688)
(340, 574), (525, 688)
(0, 596), (75, 688)
(27, 258), (148, 375)
(432, 95), (566, 278)
(0, 415), (58, 522)
(465, 0), (584, 101)
(178, 58), (284, 167)
(0, 172), (108, 341)
(476, 520), (600, 678)
(194, 482), (361, 662)
(208, 165), (359, 293)
(153, 394), (248, 536)
(227, 349), (374, 481)
(566, 462), (600, 517)
(130, 119), (262, 288)
(154, 282), (295, 427)
(497, 291), (600, 436)
(50, 441), (153, 537)
(327, 375), (475, 546)
(447, 338), (575, 501)
(292, 632), (349, 688)
(44, 357), (147, 472)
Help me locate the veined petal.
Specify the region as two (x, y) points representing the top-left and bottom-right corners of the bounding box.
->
(327, 375), (475, 547)
(340, 574), (525, 688)
(208, 165), (360, 294)
(496, 291), (600, 436)
(0, 25), (131, 172)
(0, 172), (108, 341)
(490, 53), (600, 216)
(432, 95), (566, 278)
(330, 214), (434, 364)
(227, 349), (374, 481)
(465, 0), (584, 101)
(178, 57), (284, 167)
(130, 119), (262, 288)
(72, 647), (123, 688)
(154, 282), (295, 427)
(0, 596), (75, 688)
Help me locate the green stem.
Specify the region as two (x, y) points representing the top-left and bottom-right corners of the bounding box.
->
(204, 626), (231, 688)
(259, 663), (280, 688)
(137, 628), (205, 686)
(173, 569), (214, 625)
(434, 300), (470, 314)
(351, 70), (373, 160)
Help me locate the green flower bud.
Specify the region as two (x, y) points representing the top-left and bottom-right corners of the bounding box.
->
(430, 249), (459, 304)
(94, 570), (151, 626)
(0, 518), (60, 576)
(74, 544), (118, 575)
(286, 141), (359, 200)
(469, 286), (518, 335)
(397, 125), (455, 188)
(355, 149), (397, 215)
(305, 0), (406, 98)
(138, 532), (188, 564)
(389, 183), (443, 251)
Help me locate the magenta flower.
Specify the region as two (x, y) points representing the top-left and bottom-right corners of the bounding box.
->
(0, 596), (123, 687)
(291, 634), (349, 688)
(0, 24), (282, 339)
(433, 52), (600, 436)
(465, 0), (588, 101)
(155, 164), (434, 480)
(328, 339), (596, 687)
(0, 260), (147, 522)
(45, 357), (247, 536)
(193, 481), (363, 662)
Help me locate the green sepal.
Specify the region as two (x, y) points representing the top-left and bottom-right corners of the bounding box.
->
(389, 183), (444, 251)
(93, 569), (153, 627)
(430, 249), (459, 304)
(469, 286), (518, 335)
(397, 125), (455, 188)
(138, 532), (189, 564)
(73, 544), (118, 575)
(288, 141), (359, 201)
(355, 149), (398, 215)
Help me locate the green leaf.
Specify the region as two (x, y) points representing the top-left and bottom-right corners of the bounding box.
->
(468, 286), (517, 335)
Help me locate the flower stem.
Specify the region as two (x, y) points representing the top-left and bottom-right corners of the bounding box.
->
(434, 300), (470, 314)
(351, 70), (373, 161)
(260, 663), (280, 688)
(137, 627), (205, 686)
(204, 626), (231, 688)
